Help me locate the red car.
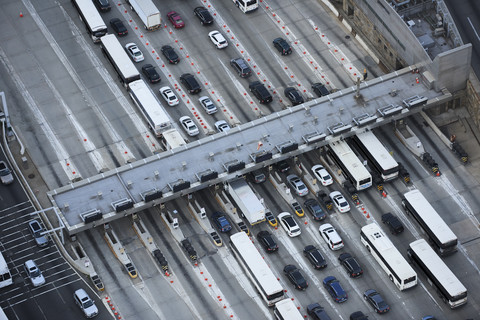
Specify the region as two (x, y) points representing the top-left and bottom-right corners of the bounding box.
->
(167, 11), (185, 29)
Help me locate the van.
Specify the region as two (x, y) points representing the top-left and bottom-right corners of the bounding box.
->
(74, 288), (99, 318)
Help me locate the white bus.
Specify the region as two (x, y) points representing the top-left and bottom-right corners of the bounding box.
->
(408, 239), (467, 308)
(160, 129), (186, 150)
(328, 140), (372, 191)
(402, 190), (457, 255)
(128, 80), (172, 137)
(230, 232), (284, 306)
(71, 0), (108, 43)
(0, 251), (12, 288)
(350, 130), (399, 181)
(232, 0), (259, 13)
(360, 223), (417, 291)
(273, 299), (303, 320)
(100, 34), (141, 86)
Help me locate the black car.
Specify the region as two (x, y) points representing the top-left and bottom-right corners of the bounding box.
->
(307, 303), (331, 320)
(249, 81), (272, 104)
(283, 264), (308, 290)
(93, 0), (111, 12)
(194, 6), (214, 25)
(381, 212), (404, 234)
(180, 73), (201, 94)
(251, 169), (266, 184)
(284, 87), (304, 105)
(364, 289), (390, 313)
(276, 160), (290, 173)
(230, 58), (252, 78)
(338, 253), (363, 278)
(110, 18), (128, 36)
(257, 231), (278, 253)
(304, 199), (326, 221)
(312, 83), (330, 97)
(323, 276), (347, 303)
(142, 64), (161, 83)
(303, 245), (327, 269)
(161, 45), (180, 64)
(350, 311), (369, 320)
(273, 37), (292, 55)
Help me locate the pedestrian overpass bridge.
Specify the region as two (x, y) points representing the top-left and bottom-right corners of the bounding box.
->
(47, 45), (471, 234)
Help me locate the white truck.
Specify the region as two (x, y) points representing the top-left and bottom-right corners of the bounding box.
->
(227, 178), (266, 225)
(127, 0), (161, 31)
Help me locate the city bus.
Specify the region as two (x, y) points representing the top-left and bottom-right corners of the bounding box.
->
(232, 0), (259, 13)
(408, 239), (467, 308)
(0, 251), (12, 288)
(71, 0), (108, 43)
(350, 130), (399, 181)
(273, 299), (303, 320)
(402, 190), (457, 255)
(230, 232), (284, 306)
(327, 140), (372, 191)
(128, 80), (172, 137)
(100, 34), (141, 86)
(360, 223), (417, 291)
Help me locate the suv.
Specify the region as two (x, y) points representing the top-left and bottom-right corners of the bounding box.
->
(319, 223), (344, 251)
(273, 37), (292, 55)
(24, 259), (45, 287)
(381, 212), (404, 234)
(194, 6), (214, 25)
(28, 220), (49, 248)
(249, 81), (272, 104)
(180, 74), (201, 94)
(230, 58), (252, 78)
(74, 288), (99, 318)
(212, 212), (232, 233)
(0, 161), (14, 185)
(312, 83), (330, 97)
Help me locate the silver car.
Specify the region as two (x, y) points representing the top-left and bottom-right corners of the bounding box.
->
(28, 219), (49, 248)
(24, 259), (46, 287)
(0, 161), (14, 185)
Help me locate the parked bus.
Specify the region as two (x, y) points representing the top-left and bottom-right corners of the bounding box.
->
(232, 0), (259, 13)
(273, 299), (303, 320)
(72, 0), (108, 43)
(100, 34), (141, 86)
(408, 239), (467, 308)
(230, 232), (284, 306)
(128, 80), (172, 137)
(0, 251), (12, 288)
(402, 189), (457, 255)
(160, 129), (186, 150)
(328, 140), (372, 191)
(350, 130), (399, 181)
(360, 223), (417, 291)
(0, 306), (7, 320)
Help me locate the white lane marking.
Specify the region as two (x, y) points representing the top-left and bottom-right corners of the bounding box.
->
(467, 17), (480, 42)
(0, 47), (79, 182)
(163, 272), (203, 320)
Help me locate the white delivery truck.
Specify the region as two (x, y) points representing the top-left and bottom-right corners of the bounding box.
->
(227, 178), (266, 225)
(127, 0), (161, 30)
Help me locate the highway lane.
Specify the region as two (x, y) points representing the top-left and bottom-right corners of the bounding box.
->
(444, 0), (480, 78)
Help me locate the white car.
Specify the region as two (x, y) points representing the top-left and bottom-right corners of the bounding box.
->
(179, 116), (199, 136)
(278, 212), (301, 237)
(198, 96), (218, 114)
(159, 86), (179, 106)
(329, 191), (350, 213)
(24, 259), (45, 287)
(125, 43), (144, 62)
(74, 288), (99, 318)
(208, 30), (228, 49)
(286, 174), (309, 196)
(319, 223), (344, 250)
(312, 164), (333, 186)
(215, 120), (231, 133)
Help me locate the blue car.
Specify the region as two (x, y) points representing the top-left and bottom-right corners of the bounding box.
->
(323, 276), (348, 303)
(212, 212), (232, 233)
